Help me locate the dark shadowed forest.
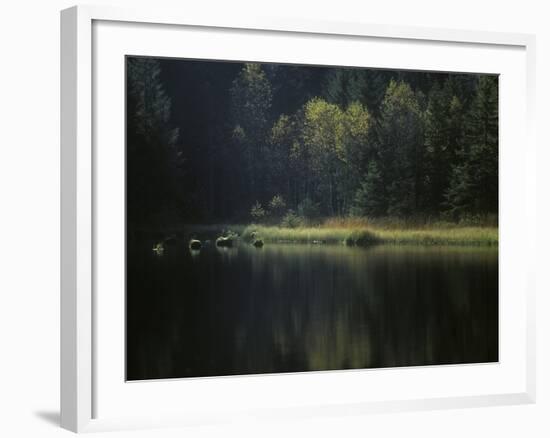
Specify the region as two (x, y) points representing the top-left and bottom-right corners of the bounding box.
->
(126, 57), (498, 231)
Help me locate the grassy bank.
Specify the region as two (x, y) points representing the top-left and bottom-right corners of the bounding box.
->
(241, 218), (498, 246)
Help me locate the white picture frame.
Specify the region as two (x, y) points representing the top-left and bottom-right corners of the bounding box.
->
(60, 4), (537, 433)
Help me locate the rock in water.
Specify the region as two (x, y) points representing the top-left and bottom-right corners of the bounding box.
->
(189, 239), (202, 250)
(152, 242), (164, 255)
(253, 239), (264, 248)
(216, 236), (233, 247)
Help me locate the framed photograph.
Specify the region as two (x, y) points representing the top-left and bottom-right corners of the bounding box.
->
(61, 5), (536, 433)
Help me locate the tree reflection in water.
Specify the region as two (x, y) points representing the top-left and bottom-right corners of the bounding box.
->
(126, 242), (498, 380)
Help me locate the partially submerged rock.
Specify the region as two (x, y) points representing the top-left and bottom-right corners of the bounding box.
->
(152, 242), (164, 255)
(189, 239), (202, 250)
(253, 239), (264, 248)
(344, 236), (355, 246)
(216, 236), (234, 247)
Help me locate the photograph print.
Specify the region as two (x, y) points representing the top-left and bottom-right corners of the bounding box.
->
(126, 56), (498, 381)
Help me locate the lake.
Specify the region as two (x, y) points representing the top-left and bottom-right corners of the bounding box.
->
(126, 240), (498, 380)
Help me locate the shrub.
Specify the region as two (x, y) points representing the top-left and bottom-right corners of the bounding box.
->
(268, 195), (287, 219)
(250, 201), (266, 222)
(280, 210), (303, 228)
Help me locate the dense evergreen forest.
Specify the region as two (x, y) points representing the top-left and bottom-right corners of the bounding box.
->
(126, 57), (498, 229)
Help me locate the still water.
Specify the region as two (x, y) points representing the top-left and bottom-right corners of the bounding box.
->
(126, 240), (498, 380)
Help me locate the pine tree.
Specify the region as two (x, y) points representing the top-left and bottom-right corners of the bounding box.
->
(230, 63), (273, 204)
(324, 68), (393, 115)
(350, 161), (386, 216)
(445, 75), (498, 216)
(423, 80), (466, 212)
(375, 80), (425, 216)
(467, 75), (499, 212)
(323, 69), (351, 107)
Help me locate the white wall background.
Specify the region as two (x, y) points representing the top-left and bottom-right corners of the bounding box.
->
(0, 0), (547, 436)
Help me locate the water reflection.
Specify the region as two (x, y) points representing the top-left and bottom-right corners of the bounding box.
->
(126, 242), (498, 380)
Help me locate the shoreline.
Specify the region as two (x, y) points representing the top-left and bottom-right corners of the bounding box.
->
(241, 225), (498, 247)
(130, 221), (499, 247)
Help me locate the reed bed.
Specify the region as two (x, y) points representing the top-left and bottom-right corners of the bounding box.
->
(241, 221), (498, 246)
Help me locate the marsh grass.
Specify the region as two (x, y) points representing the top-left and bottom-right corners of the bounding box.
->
(322, 214), (498, 230)
(161, 216), (497, 247)
(241, 217), (498, 246)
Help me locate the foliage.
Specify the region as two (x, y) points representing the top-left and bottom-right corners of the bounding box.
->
(230, 64), (273, 134)
(302, 98), (346, 215)
(350, 161), (386, 216)
(268, 194), (287, 219)
(127, 58), (499, 228)
(301, 98), (372, 215)
(250, 201), (266, 222)
(324, 68), (392, 115)
(445, 76), (498, 217)
(375, 80), (425, 216)
(280, 210), (304, 228)
(269, 113), (308, 208)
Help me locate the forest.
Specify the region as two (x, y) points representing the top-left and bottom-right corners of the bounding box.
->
(126, 57), (498, 242)
(126, 57), (499, 382)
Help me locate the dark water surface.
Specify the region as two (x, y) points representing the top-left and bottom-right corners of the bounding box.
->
(126, 241), (498, 380)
